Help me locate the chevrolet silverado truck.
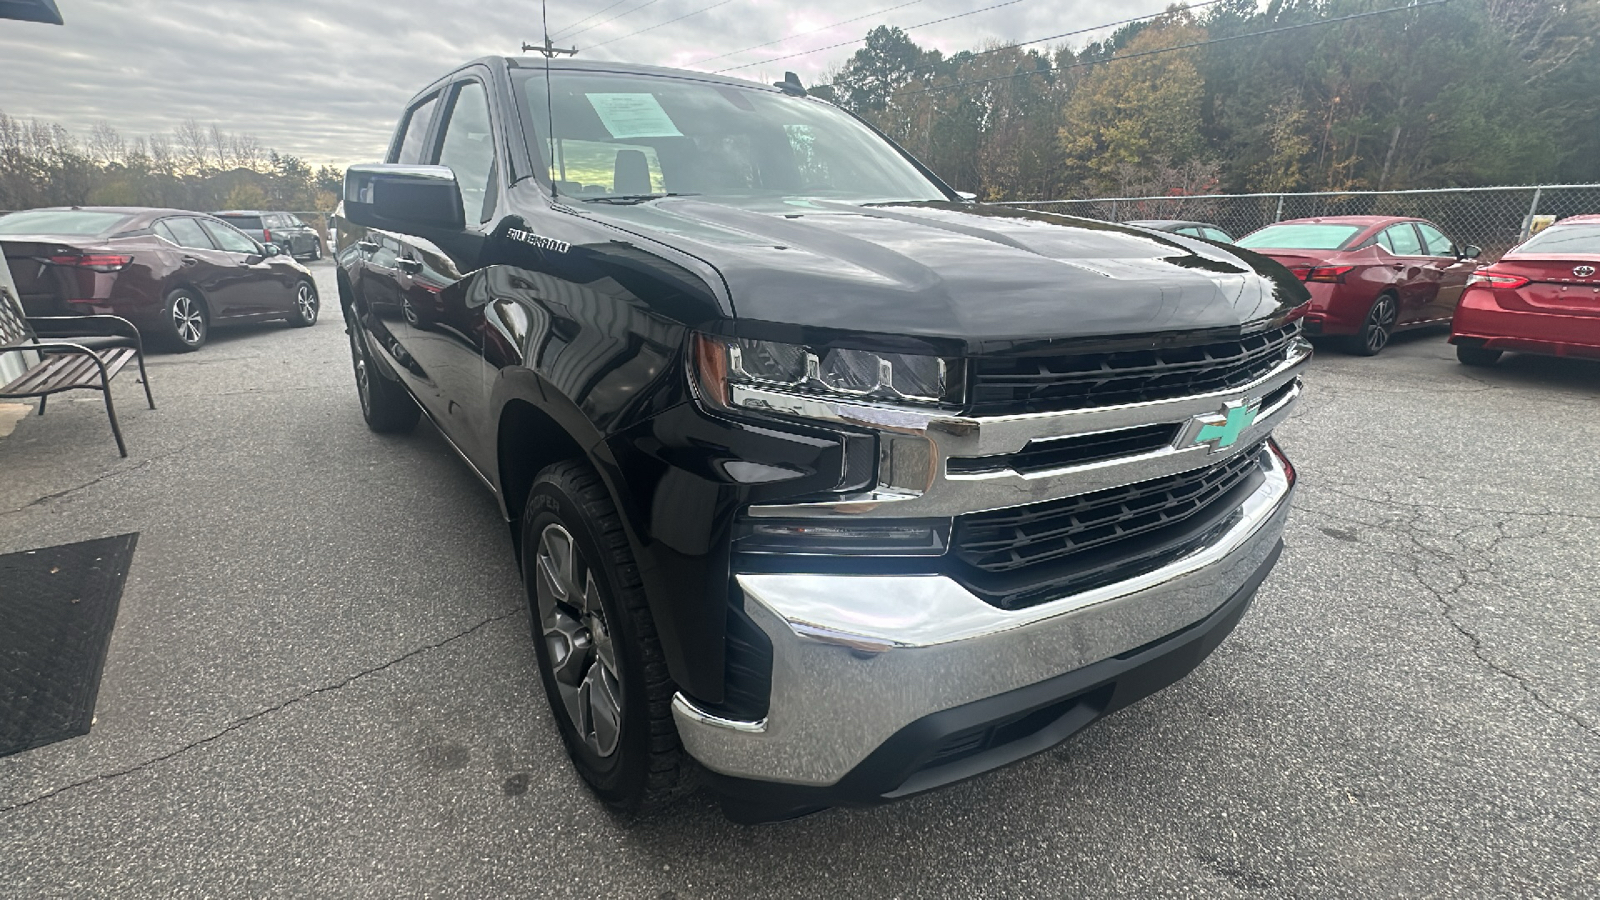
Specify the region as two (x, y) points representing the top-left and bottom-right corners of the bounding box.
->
(334, 58), (1310, 822)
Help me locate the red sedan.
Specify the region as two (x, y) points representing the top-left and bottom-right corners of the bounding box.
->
(1450, 215), (1600, 366)
(1236, 216), (1483, 355)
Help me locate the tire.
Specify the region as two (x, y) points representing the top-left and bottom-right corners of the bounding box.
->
(160, 288), (208, 352)
(522, 460), (692, 814)
(1347, 292), (1399, 356)
(287, 279), (319, 327)
(344, 306), (418, 433)
(311, 241), (323, 261)
(1456, 344), (1502, 367)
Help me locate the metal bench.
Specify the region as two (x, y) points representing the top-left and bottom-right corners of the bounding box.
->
(0, 291), (155, 458)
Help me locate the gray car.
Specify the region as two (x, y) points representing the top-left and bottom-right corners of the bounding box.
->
(213, 211), (324, 260)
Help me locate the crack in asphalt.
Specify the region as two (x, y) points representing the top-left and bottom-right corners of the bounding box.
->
(2, 443), (194, 516)
(0, 608), (522, 817)
(1296, 483), (1596, 738)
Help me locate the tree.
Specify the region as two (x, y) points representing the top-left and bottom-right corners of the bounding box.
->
(1060, 12), (1211, 194)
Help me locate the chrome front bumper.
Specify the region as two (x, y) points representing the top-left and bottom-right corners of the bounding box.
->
(672, 447), (1295, 787)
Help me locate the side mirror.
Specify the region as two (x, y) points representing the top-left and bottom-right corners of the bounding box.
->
(343, 164), (466, 235)
(263, 243), (282, 257)
(955, 191), (978, 202)
(1461, 245), (1482, 260)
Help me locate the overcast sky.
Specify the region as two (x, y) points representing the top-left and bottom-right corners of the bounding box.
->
(0, 0), (1183, 169)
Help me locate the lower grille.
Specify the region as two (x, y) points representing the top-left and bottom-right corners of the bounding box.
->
(952, 445), (1267, 608)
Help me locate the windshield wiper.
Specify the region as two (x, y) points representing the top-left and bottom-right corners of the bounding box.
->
(581, 193), (698, 205)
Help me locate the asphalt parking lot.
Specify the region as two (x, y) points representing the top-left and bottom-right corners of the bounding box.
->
(1, 262), (1597, 899)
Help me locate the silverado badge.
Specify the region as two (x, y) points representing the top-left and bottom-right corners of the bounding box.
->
(1189, 398), (1260, 452)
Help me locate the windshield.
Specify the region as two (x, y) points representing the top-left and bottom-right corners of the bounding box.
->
(1237, 223), (1364, 251)
(514, 70), (948, 205)
(1516, 223), (1600, 255)
(0, 209), (132, 236)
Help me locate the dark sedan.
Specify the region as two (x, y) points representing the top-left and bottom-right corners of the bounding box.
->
(0, 207), (320, 350)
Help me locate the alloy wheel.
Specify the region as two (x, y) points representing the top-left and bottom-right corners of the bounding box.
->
(172, 294), (204, 346)
(296, 283), (318, 322)
(1365, 295), (1397, 354)
(533, 522), (624, 758)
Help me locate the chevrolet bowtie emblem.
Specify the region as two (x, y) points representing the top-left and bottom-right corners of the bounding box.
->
(1190, 399), (1260, 451)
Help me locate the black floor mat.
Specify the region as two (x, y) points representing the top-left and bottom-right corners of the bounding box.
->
(0, 533), (137, 757)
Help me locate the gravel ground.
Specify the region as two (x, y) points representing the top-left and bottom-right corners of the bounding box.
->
(1, 263), (1597, 899)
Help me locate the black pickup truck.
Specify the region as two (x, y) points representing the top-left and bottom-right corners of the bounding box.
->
(334, 58), (1310, 822)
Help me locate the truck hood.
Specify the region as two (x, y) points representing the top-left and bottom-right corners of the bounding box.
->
(573, 199), (1304, 347)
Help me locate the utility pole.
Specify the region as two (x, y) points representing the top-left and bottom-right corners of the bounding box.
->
(523, 37), (577, 57)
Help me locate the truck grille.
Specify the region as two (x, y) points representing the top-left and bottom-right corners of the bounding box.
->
(952, 445), (1266, 608)
(968, 323), (1299, 415)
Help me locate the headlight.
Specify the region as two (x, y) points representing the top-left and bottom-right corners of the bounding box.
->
(693, 334), (963, 414)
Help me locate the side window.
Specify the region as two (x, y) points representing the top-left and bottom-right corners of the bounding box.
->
(435, 80), (498, 223)
(200, 219), (260, 254)
(159, 217), (216, 250)
(1384, 224), (1423, 256)
(1416, 223), (1456, 257)
(1202, 228), (1232, 242)
(393, 93), (440, 165)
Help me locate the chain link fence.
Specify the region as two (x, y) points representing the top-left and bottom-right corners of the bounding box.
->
(1001, 184), (1600, 260)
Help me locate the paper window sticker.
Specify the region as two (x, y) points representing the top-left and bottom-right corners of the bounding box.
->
(585, 93), (683, 140)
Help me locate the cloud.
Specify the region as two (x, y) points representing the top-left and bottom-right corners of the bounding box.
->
(0, 0), (1175, 169)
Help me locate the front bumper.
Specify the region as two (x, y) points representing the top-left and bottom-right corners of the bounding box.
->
(673, 445), (1294, 806)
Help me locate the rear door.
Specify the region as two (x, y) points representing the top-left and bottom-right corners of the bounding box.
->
(1416, 222), (1474, 322)
(155, 216), (246, 317)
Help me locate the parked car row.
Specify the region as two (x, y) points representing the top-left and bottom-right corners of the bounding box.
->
(1129, 213), (1600, 367)
(0, 206), (320, 351)
(213, 210), (326, 261)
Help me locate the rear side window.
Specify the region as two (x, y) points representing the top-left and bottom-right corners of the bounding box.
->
(1416, 223), (1455, 257)
(1200, 228), (1232, 242)
(0, 209), (132, 235)
(157, 217), (216, 249)
(435, 80), (498, 223)
(393, 94), (440, 164)
(1382, 224), (1424, 256)
(220, 215), (263, 230)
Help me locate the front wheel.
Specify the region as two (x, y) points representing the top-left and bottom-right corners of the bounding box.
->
(523, 460), (692, 814)
(287, 279), (319, 327)
(1348, 293), (1399, 356)
(310, 241), (323, 261)
(1456, 344), (1502, 367)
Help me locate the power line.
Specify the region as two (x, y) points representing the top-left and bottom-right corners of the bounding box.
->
(587, 0), (738, 49)
(895, 0), (1453, 96)
(714, 0), (1030, 73)
(690, 0), (928, 67)
(903, 0), (1226, 77)
(551, 0), (631, 38)
(562, 0), (664, 41)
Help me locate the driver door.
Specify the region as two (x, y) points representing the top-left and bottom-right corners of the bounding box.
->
(1416, 222), (1475, 322)
(198, 217), (284, 318)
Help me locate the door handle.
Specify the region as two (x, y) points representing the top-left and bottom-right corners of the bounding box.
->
(181, 256), (199, 267)
(397, 258), (422, 275)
